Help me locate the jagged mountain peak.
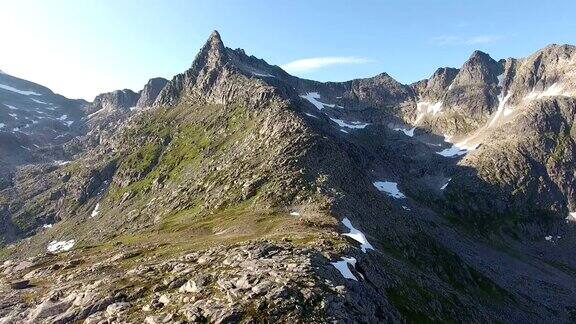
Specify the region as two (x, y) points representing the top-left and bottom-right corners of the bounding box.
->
(452, 49), (502, 87)
(190, 30), (228, 71)
(468, 49), (493, 61)
(539, 43), (576, 54)
(155, 31), (290, 106)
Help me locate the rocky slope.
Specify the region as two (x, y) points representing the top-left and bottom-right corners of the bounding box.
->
(1, 31), (576, 322)
(0, 72), (87, 188)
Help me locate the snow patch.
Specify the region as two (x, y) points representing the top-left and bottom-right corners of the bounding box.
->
(289, 211), (300, 216)
(0, 123), (4, 129)
(55, 160), (71, 166)
(90, 203), (100, 218)
(87, 109), (105, 119)
(30, 98), (48, 104)
(566, 212), (576, 222)
(402, 206), (411, 211)
(5, 104), (18, 110)
(57, 114), (68, 121)
(525, 83), (569, 100)
(342, 218), (374, 252)
(47, 240), (75, 253)
(393, 126), (415, 137)
(415, 101), (443, 123)
(373, 181), (406, 199)
(436, 137), (479, 158)
(545, 235), (553, 241)
(304, 113), (319, 119)
(488, 92), (513, 127)
(440, 178), (451, 190)
(251, 71), (275, 78)
(300, 92), (335, 110)
(42, 224), (53, 229)
(497, 73), (505, 86)
(0, 83), (42, 96)
(330, 118), (369, 129)
(331, 257), (358, 281)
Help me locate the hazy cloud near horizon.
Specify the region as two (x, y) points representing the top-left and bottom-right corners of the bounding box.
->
(430, 34), (504, 46)
(280, 57), (374, 74)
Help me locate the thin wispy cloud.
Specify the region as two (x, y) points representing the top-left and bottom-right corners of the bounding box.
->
(431, 34), (503, 46)
(281, 56), (373, 73)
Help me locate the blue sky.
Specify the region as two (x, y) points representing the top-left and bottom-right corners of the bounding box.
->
(1, 0), (575, 100)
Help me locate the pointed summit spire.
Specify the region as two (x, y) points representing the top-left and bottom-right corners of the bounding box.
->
(204, 30), (225, 53)
(190, 30), (227, 71)
(208, 30), (222, 42)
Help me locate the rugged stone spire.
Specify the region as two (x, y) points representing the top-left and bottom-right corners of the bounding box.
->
(190, 30), (228, 71)
(453, 50), (502, 86)
(136, 77), (168, 108)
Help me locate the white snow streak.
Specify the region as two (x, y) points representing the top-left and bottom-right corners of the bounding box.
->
(393, 126), (415, 137)
(300, 92), (335, 110)
(440, 178), (451, 190)
(330, 118), (370, 129)
(525, 83), (569, 100)
(87, 109), (105, 119)
(342, 217), (374, 252)
(488, 92), (513, 127)
(0, 83), (41, 96)
(251, 71), (275, 78)
(90, 203), (100, 218)
(30, 98), (48, 104)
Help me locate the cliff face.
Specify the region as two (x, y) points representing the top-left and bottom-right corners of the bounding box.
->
(136, 77), (168, 108)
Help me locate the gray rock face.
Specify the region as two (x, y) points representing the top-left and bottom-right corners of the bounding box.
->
(136, 77), (168, 108)
(86, 89), (138, 116)
(0, 72), (87, 188)
(412, 50), (504, 135)
(413, 67), (459, 101)
(506, 44), (576, 105)
(448, 97), (576, 226)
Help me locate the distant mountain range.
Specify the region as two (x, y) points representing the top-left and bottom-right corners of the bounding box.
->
(0, 31), (575, 323)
